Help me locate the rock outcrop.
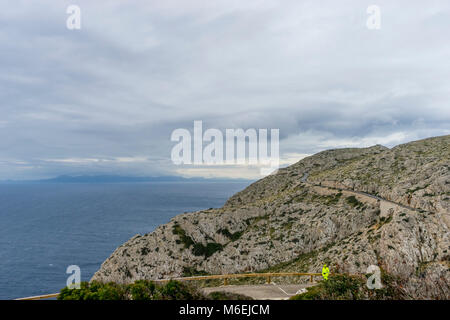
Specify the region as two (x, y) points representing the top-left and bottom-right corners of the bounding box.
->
(92, 135), (450, 299)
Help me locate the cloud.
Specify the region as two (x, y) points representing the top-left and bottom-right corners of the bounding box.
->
(0, 0), (449, 179)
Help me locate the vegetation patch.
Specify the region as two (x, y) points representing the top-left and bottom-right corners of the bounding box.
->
(182, 266), (210, 277)
(290, 272), (406, 300)
(282, 221), (293, 231)
(59, 280), (205, 300)
(406, 185), (429, 194)
(346, 196), (363, 208)
(263, 250), (319, 273)
(192, 242), (223, 258)
(218, 228), (243, 242)
(376, 214), (393, 229)
(172, 223), (194, 248)
(206, 291), (253, 300)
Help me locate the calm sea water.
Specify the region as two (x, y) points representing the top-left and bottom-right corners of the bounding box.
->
(0, 181), (250, 300)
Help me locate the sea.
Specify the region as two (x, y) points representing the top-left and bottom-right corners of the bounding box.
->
(0, 181), (250, 300)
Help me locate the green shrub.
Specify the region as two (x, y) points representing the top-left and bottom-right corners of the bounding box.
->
(206, 291), (253, 300)
(192, 242), (223, 258)
(322, 274), (362, 299)
(158, 280), (203, 300)
(182, 266), (210, 277)
(289, 272), (406, 300)
(218, 228), (243, 241)
(58, 280), (203, 300)
(59, 281), (127, 300)
(290, 285), (323, 300)
(129, 280), (156, 300)
(346, 196), (363, 208)
(172, 224), (194, 248)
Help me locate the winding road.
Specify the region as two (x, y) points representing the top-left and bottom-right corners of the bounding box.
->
(301, 172), (423, 213)
(202, 283), (314, 300)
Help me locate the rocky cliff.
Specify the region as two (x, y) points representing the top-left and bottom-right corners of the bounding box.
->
(92, 135), (450, 299)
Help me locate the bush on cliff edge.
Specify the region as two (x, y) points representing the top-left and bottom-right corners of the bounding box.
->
(290, 273), (407, 300)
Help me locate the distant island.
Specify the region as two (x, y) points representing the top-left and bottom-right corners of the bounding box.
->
(0, 175), (254, 184)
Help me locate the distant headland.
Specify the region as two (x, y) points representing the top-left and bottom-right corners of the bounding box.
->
(0, 175), (254, 184)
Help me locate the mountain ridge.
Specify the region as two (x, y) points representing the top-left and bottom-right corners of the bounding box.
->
(92, 135), (449, 299)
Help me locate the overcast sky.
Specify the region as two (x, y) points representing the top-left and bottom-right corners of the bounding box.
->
(1, 0), (449, 180)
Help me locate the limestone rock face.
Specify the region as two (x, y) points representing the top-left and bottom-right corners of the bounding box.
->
(92, 135), (450, 299)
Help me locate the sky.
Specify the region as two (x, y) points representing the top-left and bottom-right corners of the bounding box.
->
(0, 0), (449, 180)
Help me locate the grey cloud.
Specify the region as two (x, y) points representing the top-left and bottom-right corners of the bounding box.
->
(0, 0), (449, 179)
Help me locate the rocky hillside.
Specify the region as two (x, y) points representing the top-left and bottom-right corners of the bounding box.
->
(92, 135), (450, 299)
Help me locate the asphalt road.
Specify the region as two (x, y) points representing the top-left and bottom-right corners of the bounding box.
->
(302, 171), (420, 212)
(202, 283), (314, 300)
